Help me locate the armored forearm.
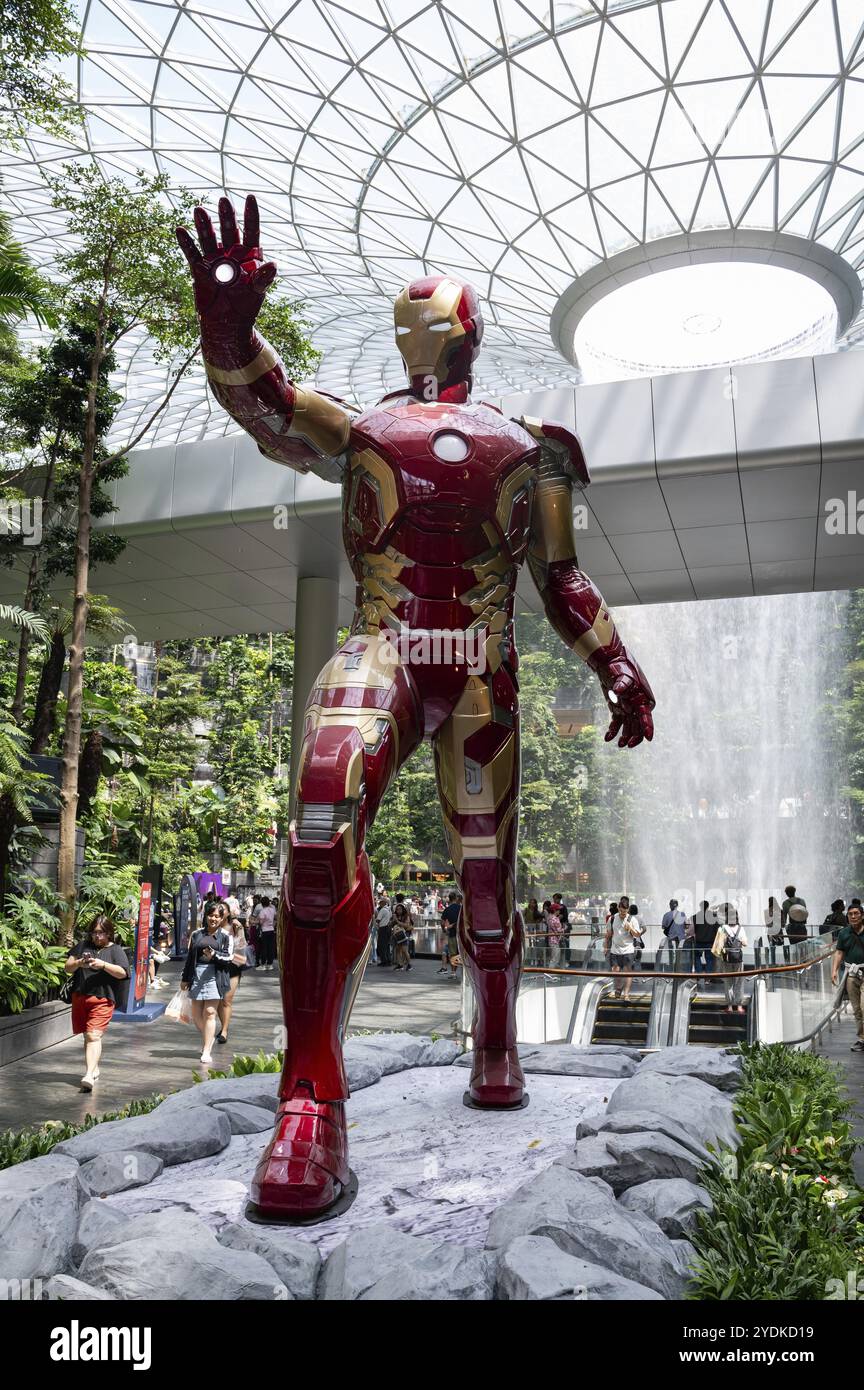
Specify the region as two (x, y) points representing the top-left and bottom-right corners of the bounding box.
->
(202, 326), (350, 478)
(531, 557), (626, 674)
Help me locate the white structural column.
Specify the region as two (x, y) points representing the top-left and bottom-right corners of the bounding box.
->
(289, 577), (340, 813)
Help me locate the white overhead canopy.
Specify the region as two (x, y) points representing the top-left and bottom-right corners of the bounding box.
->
(4, 0), (864, 452)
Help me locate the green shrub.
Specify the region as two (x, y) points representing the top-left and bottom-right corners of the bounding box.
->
(0, 1093), (164, 1169)
(0, 920), (68, 1014)
(194, 1049), (282, 1082)
(688, 1043), (862, 1301)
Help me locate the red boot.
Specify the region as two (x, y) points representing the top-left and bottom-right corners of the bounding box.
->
(249, 1088), (353, 1220)
(467, 1044), (526, 1108)
(458, 888), (528, 1110)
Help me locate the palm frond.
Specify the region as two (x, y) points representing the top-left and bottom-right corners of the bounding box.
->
(0, 605), (50, 643)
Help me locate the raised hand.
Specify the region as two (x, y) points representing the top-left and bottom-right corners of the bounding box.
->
(176, 194), (276, 331)
(598, 655), (655, 749)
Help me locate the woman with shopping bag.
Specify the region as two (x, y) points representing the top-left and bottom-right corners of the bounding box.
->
(180, 901), (234, 1066)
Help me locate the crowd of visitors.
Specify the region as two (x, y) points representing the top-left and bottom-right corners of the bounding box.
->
(62, 872), (864, 1092)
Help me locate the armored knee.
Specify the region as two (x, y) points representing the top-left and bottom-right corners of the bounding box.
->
(289, 725), (367, 923)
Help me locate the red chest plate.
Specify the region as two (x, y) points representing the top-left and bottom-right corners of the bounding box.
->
(345, 401), (539, 563)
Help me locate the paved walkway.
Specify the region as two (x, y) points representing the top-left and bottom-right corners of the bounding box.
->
(814, 1005), (864, 1187)
(0, 957), (463, 1132)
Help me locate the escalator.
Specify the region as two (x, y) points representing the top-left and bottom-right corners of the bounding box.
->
(687, 994), (750, 1045)
(591, 992), (652, 1047)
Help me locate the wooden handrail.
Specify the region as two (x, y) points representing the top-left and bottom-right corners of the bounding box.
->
(523, 951), (832, 981)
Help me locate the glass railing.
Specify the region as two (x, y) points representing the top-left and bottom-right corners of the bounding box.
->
(459, 933), (843, 1049)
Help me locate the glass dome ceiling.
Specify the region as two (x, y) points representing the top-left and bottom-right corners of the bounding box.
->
(3, 0), (864, 447)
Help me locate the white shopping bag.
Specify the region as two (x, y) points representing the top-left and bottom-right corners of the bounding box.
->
(164, 988), (192, 1024)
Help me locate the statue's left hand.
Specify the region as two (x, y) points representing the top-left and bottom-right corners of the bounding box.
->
(599, 656), (655, 748)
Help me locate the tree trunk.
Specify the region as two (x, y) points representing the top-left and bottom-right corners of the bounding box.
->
(30, 632), (66, 755)
(0, 791), (16, 911)
(12, 437), (61, 726)
(11, 619), (33, 727)
(57, 343), (101, 945)
(77, 729), (103, 819)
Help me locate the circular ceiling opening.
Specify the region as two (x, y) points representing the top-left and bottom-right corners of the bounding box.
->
(572, 262), (839, 383)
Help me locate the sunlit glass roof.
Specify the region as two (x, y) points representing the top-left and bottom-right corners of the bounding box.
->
(574, 260), (840, 380)
(3, 0), (864, 448)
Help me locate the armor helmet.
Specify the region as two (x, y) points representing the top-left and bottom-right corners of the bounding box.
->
(394, 275), (484, 392)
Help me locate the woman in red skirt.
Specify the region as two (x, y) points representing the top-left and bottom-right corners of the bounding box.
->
(64, 915), (130, 1092)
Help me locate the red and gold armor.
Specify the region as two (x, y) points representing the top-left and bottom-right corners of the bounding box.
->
(178, 197), (655, 1221)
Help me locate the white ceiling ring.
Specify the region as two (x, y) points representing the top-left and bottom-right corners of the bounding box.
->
(551, 227), (864, 367)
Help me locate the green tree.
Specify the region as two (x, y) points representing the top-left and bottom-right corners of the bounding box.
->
(0, 0), (81, 141)
(0, 326), (127, 726)
(39, 164), (317, 938)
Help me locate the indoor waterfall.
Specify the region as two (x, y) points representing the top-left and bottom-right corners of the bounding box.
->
(595, 589), (854, 927)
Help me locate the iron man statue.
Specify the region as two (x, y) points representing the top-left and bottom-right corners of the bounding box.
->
(177, 196), (655, 1222)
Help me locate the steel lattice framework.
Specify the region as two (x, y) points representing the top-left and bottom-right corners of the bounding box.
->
(3, 0), (864, 446)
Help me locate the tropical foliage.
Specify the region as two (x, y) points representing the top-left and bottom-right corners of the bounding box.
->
(688, 1044), (864, 1300)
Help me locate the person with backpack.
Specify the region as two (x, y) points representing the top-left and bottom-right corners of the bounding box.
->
(661, 899), (686, 950)
(822, 899), (847, 939)
(392, 894), (413, 972)
(628, 903), (645, 967)
(438, 891), (462, 979)
(64, 914), (131, 1092)
(782, 886), (809, 946)
(715, 903), (748, 1013)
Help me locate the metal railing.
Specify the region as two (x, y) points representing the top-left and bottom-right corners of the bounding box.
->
(459, 938), (845, 1050)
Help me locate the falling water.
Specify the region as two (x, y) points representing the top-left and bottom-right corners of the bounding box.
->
(596, 590), (854, 925)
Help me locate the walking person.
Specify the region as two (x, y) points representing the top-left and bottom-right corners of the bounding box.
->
(375, 894), (393, 966)
(392, 894), (413, 971)
(604, 898), (641, 1000)
(545, 900), (564, 966)
(628, 903), (645, 970)
(831, 902), (864, 1051)
(64, 915), (131, 1092)
(256, 896), (277, 970)
(216, 915), (248, 1046)
(661, 899), (686, 951)
(438, 891), (461, 978)
(181, 901), (233, 1066)
(553, 893), (570, 964)
(690, 901), (718, 978)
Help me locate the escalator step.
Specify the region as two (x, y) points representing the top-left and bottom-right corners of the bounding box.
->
(592, 1025), (648, 1038)
(688, 1026), (747, 1043)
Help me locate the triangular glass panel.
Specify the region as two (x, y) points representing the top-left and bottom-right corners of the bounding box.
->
(591, 20), (658, 104)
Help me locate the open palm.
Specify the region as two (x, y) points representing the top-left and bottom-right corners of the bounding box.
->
(176, 194), (276, 329)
